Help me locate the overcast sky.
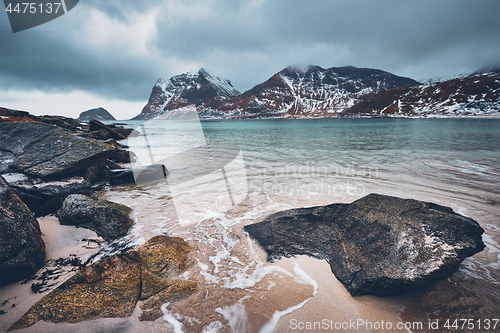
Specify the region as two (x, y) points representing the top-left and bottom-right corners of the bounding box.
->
(0, 0), (499, 119)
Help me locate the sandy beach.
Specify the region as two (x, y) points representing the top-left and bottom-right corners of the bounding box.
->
(0, 222), (412, 333)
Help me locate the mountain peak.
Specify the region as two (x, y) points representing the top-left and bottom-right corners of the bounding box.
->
(198, 68), (209, 76)
(134, 69), (240, 119)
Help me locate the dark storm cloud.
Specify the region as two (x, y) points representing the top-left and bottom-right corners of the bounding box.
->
(0, 0), (498, 104)
(0, 31), (153, 99)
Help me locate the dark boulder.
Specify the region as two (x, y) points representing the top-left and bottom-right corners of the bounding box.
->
(0, 176), (45, 285)
(56, 194), (133, 241)
(0, 121), (114, 180)
(9, 236), (197, 330)
(108, 164), (168, 185)
(108, 168), (135, 185)
(244, 193), (485, 296)
(84, 161), (108, 185)
(103, 139), (131, 163)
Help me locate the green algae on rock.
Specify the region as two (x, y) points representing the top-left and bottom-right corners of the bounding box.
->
(8, 235), (196, 331)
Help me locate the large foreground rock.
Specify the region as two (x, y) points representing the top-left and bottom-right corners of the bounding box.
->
(9, 236), (197, 330)
(0, 121), (114, 179)
(244, 193), (485, 296)
(0, 176), (45, 285)
(56, 194), (133, 241)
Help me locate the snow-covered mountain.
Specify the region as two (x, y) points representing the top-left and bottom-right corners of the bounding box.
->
(133, 68), (240, 120)
(134, 67), (500, 120)
(217, 66), (420, 118)
(339, 69), (500, 118)
(134, 66), (420, 120)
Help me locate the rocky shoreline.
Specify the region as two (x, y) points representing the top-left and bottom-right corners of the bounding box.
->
(0, 108), (197, 330)
(0, 107), (488, 330)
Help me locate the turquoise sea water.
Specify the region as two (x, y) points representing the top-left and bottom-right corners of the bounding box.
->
(104, 118), (500, 332)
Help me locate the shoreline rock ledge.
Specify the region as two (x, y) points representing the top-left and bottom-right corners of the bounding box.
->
(244, 193), (485, 296)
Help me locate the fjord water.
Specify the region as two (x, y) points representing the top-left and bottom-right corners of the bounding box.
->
(104, 118), (500, 332)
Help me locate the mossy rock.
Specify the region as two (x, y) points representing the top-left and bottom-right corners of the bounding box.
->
(9, 236), (197, 331)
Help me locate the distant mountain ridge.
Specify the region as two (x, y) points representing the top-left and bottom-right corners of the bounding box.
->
(339, 69), (500, 118)
(213, 66), (420, 118)
(133, 66), (500, 119)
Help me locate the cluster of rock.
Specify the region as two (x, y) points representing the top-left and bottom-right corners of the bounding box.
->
(245, 193), (485, 296)
(0, 108), (135, 215)
(0, 107), (139, 285)
(1, 107), (198, 329)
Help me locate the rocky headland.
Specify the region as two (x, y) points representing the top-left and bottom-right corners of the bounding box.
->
(77, 107), (116, 122)
(1, 107), (197, 330)
(244, 193), (485, 296)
